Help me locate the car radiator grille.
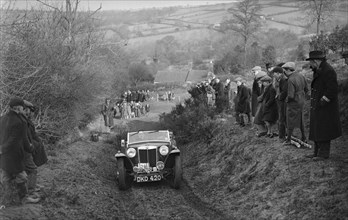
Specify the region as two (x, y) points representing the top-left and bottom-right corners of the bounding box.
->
(138, 148), (157, 167)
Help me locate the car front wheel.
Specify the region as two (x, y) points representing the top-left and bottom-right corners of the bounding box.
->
(117, 158), (128, 190)
(173, 155), (182, 189)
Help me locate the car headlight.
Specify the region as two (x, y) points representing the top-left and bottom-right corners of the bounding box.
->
(159, 145), (169, 156)
(126, 148), (136, 158)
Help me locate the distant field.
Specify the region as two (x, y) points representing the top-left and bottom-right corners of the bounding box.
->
(121, 0), (347, 47)
(263, 20), (305, 34)
(261, 5), (297, 15)
(127, 28), (220, 49)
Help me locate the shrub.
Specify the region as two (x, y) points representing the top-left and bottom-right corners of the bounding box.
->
(160, 89), (218, 144)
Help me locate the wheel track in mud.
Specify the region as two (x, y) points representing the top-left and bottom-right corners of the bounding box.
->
(115, 178), (229, 220)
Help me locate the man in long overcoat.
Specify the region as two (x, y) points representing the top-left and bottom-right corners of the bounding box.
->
(306, 51), (342, 160)
(0, 98), (39, 206)
(213, 78), (225, 113)
(282, 62), (309, 145)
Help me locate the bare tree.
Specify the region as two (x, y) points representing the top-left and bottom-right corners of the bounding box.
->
(223, 0), (262, 68)
(298, 0), (338, 35)
(0, 0), (105, 138)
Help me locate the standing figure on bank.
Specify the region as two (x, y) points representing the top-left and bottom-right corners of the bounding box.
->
(260, 75), (278, 138)
(272, 66), (288, 141)
(282, 62), (309, 145)
(224, 79), (233, 110)
(213, 78), (225, 113)
(101, 98), (114, 127)
(0, 98), (39, 206)
(306, 51), (342, 160)
(235, 77), (250, 126)
(251, 67), (267, 123)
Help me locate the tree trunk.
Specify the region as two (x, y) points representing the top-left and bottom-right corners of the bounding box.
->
(316, 17), (320, 35)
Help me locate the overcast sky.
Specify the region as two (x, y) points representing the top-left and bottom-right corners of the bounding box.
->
(10, 0), (235, 11)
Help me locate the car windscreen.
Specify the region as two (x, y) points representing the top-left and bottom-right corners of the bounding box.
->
(128, 131), (170, 144)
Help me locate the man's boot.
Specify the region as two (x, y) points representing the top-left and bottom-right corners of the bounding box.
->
(17, 182), (40, 204)
(1, 181), (13, 208)
(314, 141), (330, 160)
(305, 142), (319, 158)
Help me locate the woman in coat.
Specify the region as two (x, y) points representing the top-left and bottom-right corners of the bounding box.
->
(306, 51), (342, 160)
(260, 75), (278, 138)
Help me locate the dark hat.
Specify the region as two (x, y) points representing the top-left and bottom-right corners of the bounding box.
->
(9, 97), (25, 108)
(342, 51), (348, 58)
(260, 75), (272, 82)
(306, 50), (326, 61)
(272, 66), (284, 74)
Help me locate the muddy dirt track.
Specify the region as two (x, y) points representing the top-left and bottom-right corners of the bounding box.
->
(1, 99), (230, 220)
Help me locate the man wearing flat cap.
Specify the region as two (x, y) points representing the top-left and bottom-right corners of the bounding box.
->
(306, 50), (342, 161)
(0, 97), (39, 206)
(282, 62), (309, 146)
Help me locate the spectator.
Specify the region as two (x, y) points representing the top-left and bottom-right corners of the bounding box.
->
(251, 67), (267, 124)
(212, 78), (225, 113)
(224, 79), (233, 110)
(282, 62), (309, 146)
(205, 81), (215, 107)
(272, 66), (288, 141)
(0, 98), (39, 206)
(23, 101), (46, 197)
(101, 98), (114, 127)
(235, 77), (250, 126)
(305, 51), (342, 160)
(243, 79), (252, 125)
(260, 75), (278, 138)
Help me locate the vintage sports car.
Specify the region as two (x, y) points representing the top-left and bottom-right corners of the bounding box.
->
(115, 130), (182, 190)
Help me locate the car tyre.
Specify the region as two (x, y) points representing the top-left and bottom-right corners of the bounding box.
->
(173, 155), (182, 189)
(117, 158), (128, 190)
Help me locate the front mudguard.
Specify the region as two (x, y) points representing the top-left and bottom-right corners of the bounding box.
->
(115, 152), (134, 171)
(164, 149), (180, 168)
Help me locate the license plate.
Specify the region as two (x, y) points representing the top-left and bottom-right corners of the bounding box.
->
(136, 174), (162, 182)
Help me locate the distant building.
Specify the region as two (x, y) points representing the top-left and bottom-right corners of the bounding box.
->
(213, 23), (221, 29)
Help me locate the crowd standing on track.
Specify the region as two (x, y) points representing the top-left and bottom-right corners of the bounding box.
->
(190, 50), (344, 161)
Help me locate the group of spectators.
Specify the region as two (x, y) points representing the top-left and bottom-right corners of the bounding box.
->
(249, 50), (343, 161)
(121, 90), (150, 103)
(0, 98), (47, 208)
(192, 50), (345, 161)
(101, 95), (150, 127)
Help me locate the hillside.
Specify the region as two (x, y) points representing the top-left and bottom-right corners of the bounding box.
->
(101, 0), (348, 47)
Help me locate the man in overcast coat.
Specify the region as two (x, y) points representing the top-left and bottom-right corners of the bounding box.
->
(0, 97), (39, 206)
(306, 51), (342, 161)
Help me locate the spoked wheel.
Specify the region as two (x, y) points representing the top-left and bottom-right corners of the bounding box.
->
(172, 155), (182, 189)
(117, 158), (129, 190)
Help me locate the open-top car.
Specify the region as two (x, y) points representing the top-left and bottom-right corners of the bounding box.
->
(115, 130), (182, 190)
